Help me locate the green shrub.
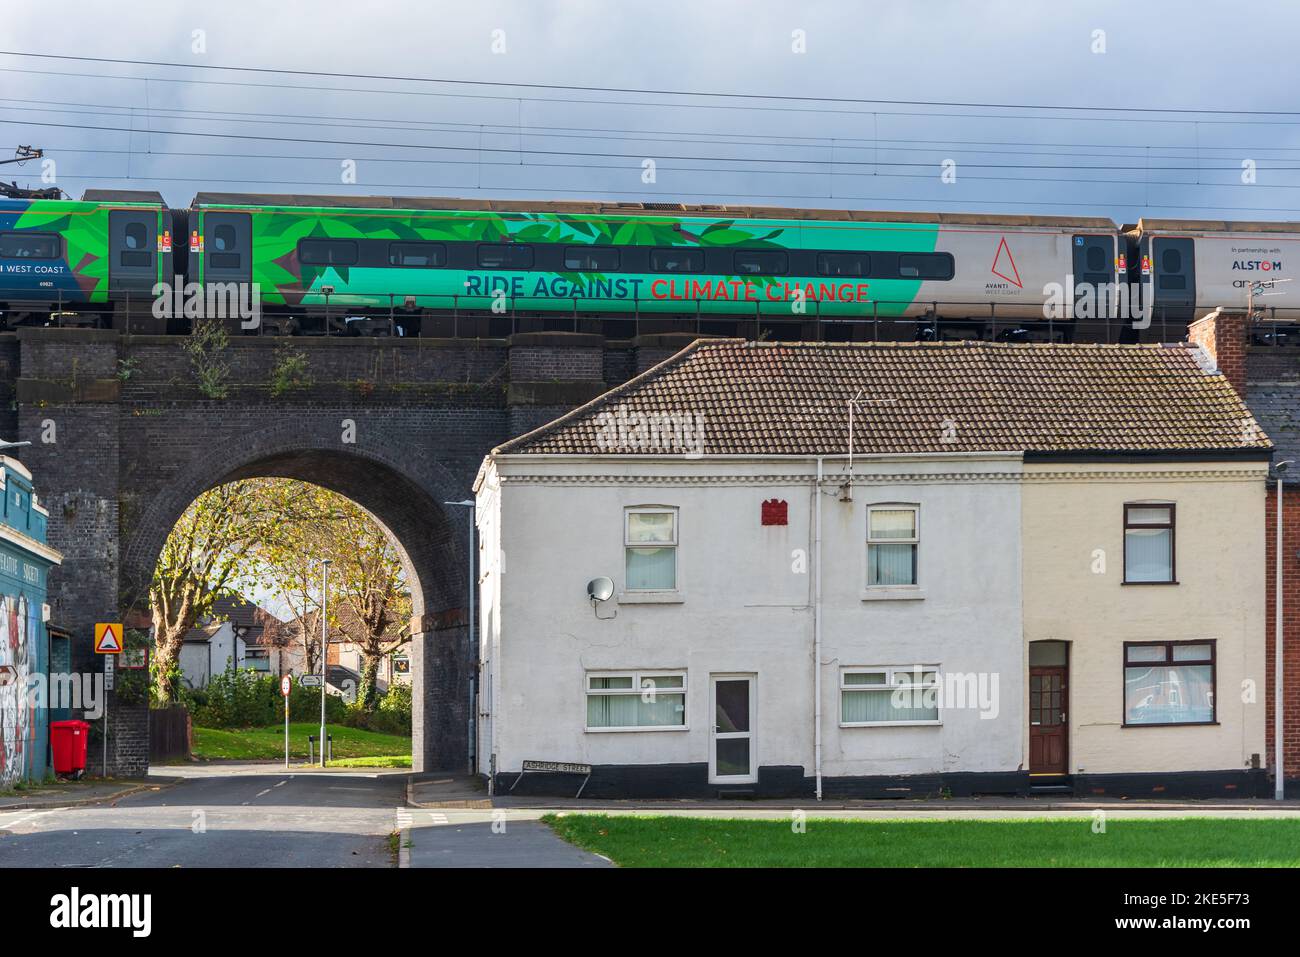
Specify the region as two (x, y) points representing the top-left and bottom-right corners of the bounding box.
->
(288, 681), (348, 723)
(193, 669), (278, 728)
(339, 682), (412, 735)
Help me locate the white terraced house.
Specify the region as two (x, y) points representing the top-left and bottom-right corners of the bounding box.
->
(472, 338), (1270, 800)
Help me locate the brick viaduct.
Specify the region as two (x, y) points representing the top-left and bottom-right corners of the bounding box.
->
(0, 327), (699, 775)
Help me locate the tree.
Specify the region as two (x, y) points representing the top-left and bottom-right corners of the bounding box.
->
(238, 483), (411, 712)
(148, 480), (325, 703)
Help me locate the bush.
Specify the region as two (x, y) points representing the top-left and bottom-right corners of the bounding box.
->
(190, 669), (357, 729)
(288, 682), (348, 723)
(338, 682), (412, 735)
(193, 669), (279, 728)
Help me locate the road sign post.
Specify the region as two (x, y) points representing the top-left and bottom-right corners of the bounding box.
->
(281, 674), (292, 769)
(95, 623), (123, 778)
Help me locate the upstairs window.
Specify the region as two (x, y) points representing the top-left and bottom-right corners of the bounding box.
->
(1124, 504), (1175, 583)
(625, 507), (677, 591)
(867, 505), (918, 586)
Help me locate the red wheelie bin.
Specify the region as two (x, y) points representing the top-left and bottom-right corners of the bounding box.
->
(50, 720), (90, 779)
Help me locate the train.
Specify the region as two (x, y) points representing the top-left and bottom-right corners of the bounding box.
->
(1, 188), (1298, 342)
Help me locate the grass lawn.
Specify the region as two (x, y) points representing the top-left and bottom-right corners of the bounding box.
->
(192, 722), (410, 762)
(545, 814), (1300, 867)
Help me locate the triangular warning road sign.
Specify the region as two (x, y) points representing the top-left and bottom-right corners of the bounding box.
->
(991, 236), (1023, 288)
(94, 622), (123, 654)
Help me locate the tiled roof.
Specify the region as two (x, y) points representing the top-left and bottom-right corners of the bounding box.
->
(496, 339), (1272, 457)
(182, 595), (287, 645)
(1246, 350), (1300, 478)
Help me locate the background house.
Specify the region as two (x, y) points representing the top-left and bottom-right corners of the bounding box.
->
(178, 595), (289, 689)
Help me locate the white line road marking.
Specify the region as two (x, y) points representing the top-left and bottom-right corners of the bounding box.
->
(273, 780), (287, 788)
(0, 810), (52, 830)
(255, 788), (272, 798)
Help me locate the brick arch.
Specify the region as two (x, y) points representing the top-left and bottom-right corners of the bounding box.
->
(119, 422), (472, 772)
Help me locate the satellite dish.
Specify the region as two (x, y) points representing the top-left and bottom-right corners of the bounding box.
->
(587, 577), (615, 603)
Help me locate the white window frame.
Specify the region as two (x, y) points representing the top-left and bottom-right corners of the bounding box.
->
(839, 665), (942, 728)
(865, 503), (920, 589)
(585, 669), (688, 733)
(623, 506), (679, 593)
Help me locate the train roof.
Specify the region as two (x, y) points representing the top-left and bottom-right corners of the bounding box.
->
(1132, 217), (1300, 234)
(81, 189), (167, 205)
(190, 192), (1118, 228)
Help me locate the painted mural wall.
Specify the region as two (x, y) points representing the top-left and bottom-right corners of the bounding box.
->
(0, 593), (36, 788)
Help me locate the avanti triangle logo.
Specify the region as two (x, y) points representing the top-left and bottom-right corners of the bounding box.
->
(991, 236), (1023, 288)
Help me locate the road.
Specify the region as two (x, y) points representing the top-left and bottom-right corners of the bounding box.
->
(0, 768), (407, 868)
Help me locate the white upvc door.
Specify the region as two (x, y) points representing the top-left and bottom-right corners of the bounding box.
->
(709, 674), (757, 784)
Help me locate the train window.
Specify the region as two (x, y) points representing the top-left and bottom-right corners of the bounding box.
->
(1159, 274), (1187, 290)
(733, 250), (788, 275)
(1161, 248), (1182, 273)
(210, 253), (240, 269)
(213, 225), (237, 252)
(898, 253), (955, 281)
(389, 242), (447, 267)
(817, 252), (871, 277)
(650, 248), (705, 273)
(478, 244), (534, 269)
(0, 231), (59, 259)
(564, 246), (621, 271)
(299, 239), (358, 266)
(1086, 246), (1106, 272)
(124, 222), (147, 251)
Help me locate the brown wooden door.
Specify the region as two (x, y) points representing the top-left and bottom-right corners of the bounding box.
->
(1029, 666), (1068, 774)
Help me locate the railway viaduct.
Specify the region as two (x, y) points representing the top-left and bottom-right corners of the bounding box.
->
(0, 326), (697, 775)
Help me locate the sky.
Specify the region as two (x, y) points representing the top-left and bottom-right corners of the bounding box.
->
(2, 1), (1300, 222)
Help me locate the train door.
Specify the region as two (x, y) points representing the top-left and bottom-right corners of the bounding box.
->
(1150, 236), (1196, 319)
(1071, 234), (1115, 320)
(107, 209), (158, 295)
(203, 212), (252, 286)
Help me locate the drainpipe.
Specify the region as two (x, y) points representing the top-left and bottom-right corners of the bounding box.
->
(1277, 461), (1292, 801)
(814, 457), (824, 802)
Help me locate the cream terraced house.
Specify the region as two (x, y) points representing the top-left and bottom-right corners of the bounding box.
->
(472, 339), (1271, 799)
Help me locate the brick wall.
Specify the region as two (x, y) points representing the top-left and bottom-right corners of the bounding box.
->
(1264, 485), (1300, 783)
(0, 327), (685, 774)
(1188, 310), (1249, 394)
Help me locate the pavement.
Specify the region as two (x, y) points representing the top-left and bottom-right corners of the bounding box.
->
(11, 764), (1299, 869)
(408, 774), (1300, 820)
(0, 765), (407, 867)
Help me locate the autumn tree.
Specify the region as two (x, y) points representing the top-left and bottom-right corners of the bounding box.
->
(240, 483), (411, 712)
(149, 480), (327, 703)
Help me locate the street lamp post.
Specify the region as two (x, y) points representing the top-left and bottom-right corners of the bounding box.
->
(444, 500), (476, 775)
(320, 558), (331, 768)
